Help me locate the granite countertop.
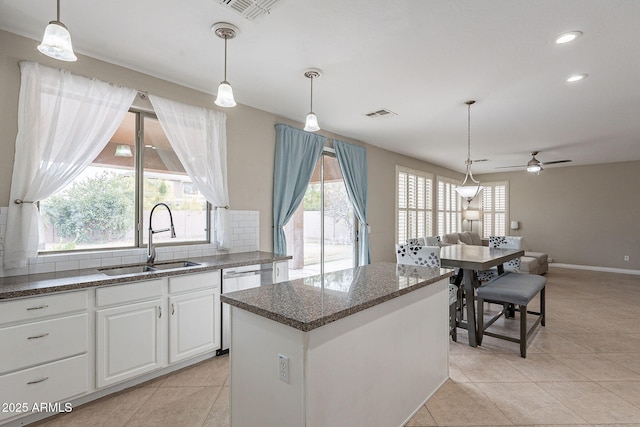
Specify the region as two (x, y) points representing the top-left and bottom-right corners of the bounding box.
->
(0, 251), (290, 300)
(221, 262), (454, 332)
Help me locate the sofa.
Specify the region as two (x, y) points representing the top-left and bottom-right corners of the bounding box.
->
(440, 232), (548, 275)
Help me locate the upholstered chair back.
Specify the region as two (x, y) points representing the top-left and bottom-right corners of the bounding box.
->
(396, 244), (441, 267)
(488, 236), (523, 271)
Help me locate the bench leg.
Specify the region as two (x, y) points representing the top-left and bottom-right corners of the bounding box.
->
(541, 286), (546, 327)
(520, 304), (527, 358)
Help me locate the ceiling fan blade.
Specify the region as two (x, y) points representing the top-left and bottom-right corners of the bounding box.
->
(494, 165), (527, 169)
(541, 159), (572, 165)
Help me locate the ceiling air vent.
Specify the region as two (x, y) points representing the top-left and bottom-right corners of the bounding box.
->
(218, 0), (280, 21)
(364, 108), (398, 119)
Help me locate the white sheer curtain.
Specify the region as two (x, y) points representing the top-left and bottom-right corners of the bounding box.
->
(4, 62), (136, 269)
(148, 95), (230, 249)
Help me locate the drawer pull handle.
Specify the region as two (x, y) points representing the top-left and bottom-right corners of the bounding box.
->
(27, 377), (49, 385)
(158, 306), (162, 318)
(27, 333), (50, 340)
(27, 305), (49, 311)
(171, 303), (175, 315)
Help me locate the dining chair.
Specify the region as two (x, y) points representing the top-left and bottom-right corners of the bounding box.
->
(476, 236), (524, 282)
(396, 244), (457, 341)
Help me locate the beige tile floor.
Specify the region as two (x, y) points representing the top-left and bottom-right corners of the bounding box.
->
(34, 267), (640, 426)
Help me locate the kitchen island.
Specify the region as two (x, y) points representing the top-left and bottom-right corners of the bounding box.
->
(221, 262), (453, 427)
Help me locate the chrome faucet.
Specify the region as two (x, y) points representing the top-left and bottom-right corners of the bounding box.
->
(147, 202), (176, 266)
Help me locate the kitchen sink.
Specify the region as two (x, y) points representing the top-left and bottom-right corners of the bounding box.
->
(152, 261), (200, 270)
(98, 260), (200, 276)
(99, 265), (158, 276)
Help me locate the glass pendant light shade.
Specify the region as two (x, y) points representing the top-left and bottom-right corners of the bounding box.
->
(456, 184), (483, 200)
(304, 112), (320, 132)
(215, 81), (236, 107)
(38, 21), (77, 62)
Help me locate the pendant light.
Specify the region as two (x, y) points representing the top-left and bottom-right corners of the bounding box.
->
(37, 0), (77, 62)
(455, 100), (484, 204)
(212, 23), (238, 108)
(303, 69), (322, 132)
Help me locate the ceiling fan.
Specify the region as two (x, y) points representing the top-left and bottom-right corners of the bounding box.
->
(495, 151), (572, 173)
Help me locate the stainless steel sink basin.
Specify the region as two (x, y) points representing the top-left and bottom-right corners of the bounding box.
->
(99, 265), (158, 276)
(98, 260), (200, 276)
(152, 261), (200, 270)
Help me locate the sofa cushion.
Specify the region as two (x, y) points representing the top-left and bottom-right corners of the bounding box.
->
(466, 232), (483, 246)
(442, 233), (461, 245)
(458, 232), (474, 245)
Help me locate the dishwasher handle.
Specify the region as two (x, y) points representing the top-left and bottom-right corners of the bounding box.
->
(224, 269), (272, 279)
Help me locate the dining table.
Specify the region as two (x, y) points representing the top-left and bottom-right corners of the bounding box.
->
(440, 244), (525, 347)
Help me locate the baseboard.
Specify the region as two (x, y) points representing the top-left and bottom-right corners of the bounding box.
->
(550, 263), (640, 276)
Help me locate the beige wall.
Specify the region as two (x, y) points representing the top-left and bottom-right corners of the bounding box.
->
(3, 30), (637, 271)
(479, 162), (640, 270)
(0, 30), (460, 264)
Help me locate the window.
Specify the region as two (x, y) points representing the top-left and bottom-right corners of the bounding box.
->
(481, 181), (508, 238)
(396, 166), (433, 244)
(40, 111), (209, 252)
(437, 176), (462, 236)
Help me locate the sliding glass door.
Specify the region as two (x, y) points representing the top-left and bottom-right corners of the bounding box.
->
(285, 151), (356, 279)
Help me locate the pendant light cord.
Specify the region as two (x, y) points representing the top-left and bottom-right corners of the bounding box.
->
(310, 76), (314, 112)
(467, 102), (471, 164)
(56, 0), (61, 21)
(223, 36), (228, 82)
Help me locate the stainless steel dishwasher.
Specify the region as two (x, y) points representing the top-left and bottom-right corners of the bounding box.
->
(220, 263), (274, 352)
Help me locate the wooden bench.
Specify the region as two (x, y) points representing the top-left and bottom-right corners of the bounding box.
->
(476, 272), (546, 358)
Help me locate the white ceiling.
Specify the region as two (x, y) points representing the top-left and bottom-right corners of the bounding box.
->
(1, 0), (639, 174)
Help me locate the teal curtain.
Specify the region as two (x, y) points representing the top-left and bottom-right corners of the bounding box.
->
(334, 140), (370, 265)
(273, 124), (325, 255)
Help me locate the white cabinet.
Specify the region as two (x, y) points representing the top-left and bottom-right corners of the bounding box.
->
(96, 299), (163, 388)
(168, 272), (221, 364)
(95, 273), (221, 387)
(95, 279), (164, 388)
(169, 289), (219, 363)
(273, 260), (289, 283)
(0, 291), (88, 422)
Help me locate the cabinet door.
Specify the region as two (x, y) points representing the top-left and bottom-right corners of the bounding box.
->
(168, 289), (220, 364)
(273, 260), (289, 283)
(96, 299), (163, 388)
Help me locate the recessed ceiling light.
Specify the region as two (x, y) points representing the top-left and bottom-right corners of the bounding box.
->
(567, 74), (588, 83)
(555, 31), (583, 44)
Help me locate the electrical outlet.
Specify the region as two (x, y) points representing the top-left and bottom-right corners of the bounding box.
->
(278, 354), (289, 383)
(624, 255), (630, 261)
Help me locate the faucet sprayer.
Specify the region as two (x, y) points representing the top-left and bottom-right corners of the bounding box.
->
(147, 202), (176, 265)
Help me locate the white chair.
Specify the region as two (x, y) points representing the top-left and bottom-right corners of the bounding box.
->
(396, 244), (458, 340)
(476, 236), (524, 282)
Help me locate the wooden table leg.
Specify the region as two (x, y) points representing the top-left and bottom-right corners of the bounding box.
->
(463, 269), (478, 347)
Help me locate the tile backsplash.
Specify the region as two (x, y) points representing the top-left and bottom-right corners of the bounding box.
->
(0, 208), (259, 277)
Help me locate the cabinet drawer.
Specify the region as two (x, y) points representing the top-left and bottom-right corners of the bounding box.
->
(168, 271), (220, 294)
(0, 354), (88, 422)
(96, 279), (164, 307)
(0, 291), (87, 326)
(0, 313), (88, 375)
